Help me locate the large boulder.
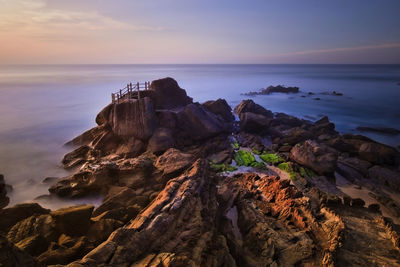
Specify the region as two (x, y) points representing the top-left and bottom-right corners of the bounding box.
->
(61, 145), (91, 169)
(49, 162), (119, 198)
(0, 203), (50, 233)
(155, 148), (195, 177)
(290, 140), (338, 176)
(95, 104), (113, 126)
(109, 97), (157, 140)
(0, 174), (9, 209)
(358, 142), (398, 165)
(147, 128), (174, 154)
(234, 99), (273, 118)
(202, 98), (234, 123)
(149, 77), (193, 109)
(176, 103), (228, 141)
(50, 205), (94, 237)
(92, 187), (139, 218)
(368, 166), (400, 192)
(238, 112), (271, 134)
(7, 214), (55, 256)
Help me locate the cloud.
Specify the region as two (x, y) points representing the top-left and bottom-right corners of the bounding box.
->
(272, 43), (400, 57)
(0, 0), (163, 40)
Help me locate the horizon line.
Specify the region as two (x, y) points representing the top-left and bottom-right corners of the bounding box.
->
(1, 63), (400, 66)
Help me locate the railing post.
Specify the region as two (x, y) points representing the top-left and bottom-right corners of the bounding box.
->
(111, 93), (115, 104)
(137, 82), (140, 100)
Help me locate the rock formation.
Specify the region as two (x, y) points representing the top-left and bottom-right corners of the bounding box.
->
(1, 78), (400, 266)
(243, 85), (300, 95)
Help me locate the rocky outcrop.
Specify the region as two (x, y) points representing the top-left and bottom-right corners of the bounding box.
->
(234, 99), (273, 118)
(234, 100), (273, 135)
(1, 202), (122, 266)
(243, 85), (299, 95)
(63, 78), (232, 167)
(6, 79), (400, 266)
(67, 163), (344, 267)
(175, 103), (229, 142)
(290, 140), (338, 176)
(49, 162), (119, 198)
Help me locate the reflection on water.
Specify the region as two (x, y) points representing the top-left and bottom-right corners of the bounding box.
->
(0, 64), (399, 207)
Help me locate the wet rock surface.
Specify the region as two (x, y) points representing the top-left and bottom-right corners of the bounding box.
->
(2, 78), (400, 266)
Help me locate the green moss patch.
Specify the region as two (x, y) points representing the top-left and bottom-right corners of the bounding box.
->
(210, 162), (238, 172)
(250, 161), (266, 169)
(260, 153), (284, 164)
(231, 142), (240, 150)
(277, 162), (297, 180)
(251, 147), (261, 155)
(234, 150), (256, 166)
(299, 167), (317, 178)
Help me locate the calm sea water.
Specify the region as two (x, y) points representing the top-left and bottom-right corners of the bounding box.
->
(0, 64), (399, 207)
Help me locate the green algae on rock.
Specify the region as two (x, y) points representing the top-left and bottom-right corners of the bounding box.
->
(234, 150), (256, 166)
(260, 153), (284, 164)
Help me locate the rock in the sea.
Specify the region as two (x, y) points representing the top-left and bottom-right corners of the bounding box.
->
(243, 85), (299, 95)
(0, 174), (9, 209)
(234, 99), (273, 117)
(356, 126), (400, 135)
(290, 140), (338, 176)
(62, 145), (91, 169)
(49, 162), (119, 198)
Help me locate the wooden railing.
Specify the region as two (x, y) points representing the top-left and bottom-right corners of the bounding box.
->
(111, 81), (150, 104)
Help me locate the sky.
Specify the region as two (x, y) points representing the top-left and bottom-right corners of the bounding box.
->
(1, 0), (400, 64)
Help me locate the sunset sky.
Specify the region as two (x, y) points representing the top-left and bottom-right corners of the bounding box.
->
(1, 0), (400, 64)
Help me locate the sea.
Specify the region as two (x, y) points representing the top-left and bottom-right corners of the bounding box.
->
(0, 64), (399, 208)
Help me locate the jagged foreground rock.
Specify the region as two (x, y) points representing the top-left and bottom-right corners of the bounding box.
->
(66, 160), (342, 266)
(1, 78), (400, 266)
